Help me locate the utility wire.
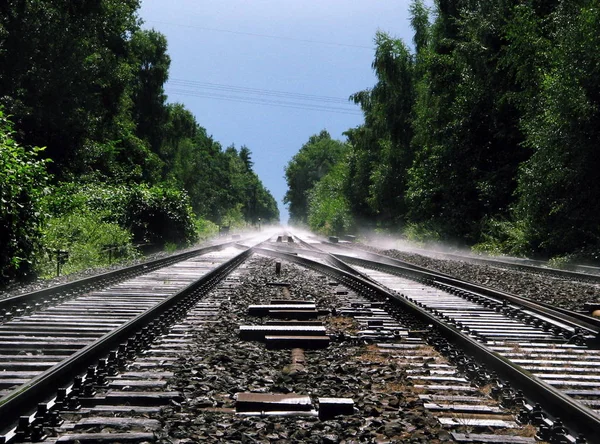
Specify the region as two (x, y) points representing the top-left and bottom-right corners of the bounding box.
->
(166, 87), (363, 115)
(146, 20), (374, 51)
(168, 79), (352, 104)
(165, 78), (361, 115)
(167, 88), (361, 114)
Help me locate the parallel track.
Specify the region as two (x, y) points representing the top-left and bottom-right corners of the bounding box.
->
(356, 241), (600, 283)
(0, 237), (264, 439)
(2, 229), (599, 443)
(266, 233), (600, 441)
(38, 251), (543, 443)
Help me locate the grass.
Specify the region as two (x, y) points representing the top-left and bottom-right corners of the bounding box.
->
(326, 316), (360, 335)
(354, 344), (389, 363)
(478, 383), (494, 396)
(34, 212), (224, 280)
(164, 242), (178, 253)
(37, 211), (139, 278)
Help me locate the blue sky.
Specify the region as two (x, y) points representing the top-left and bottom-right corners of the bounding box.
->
(138, 1), (420, 223)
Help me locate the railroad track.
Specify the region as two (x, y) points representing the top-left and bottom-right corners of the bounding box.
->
(414, 249), (600, 281)
(1, 229), (599, 442)
(0, 234), (270, 441)
(36, 251), (542, 442)
(37, 263), (245, 443)
(356, 240), (600, 284)
(269, 233), (600, 441)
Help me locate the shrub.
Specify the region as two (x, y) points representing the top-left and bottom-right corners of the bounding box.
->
(307, 160), (354, 236)
(0, 110), (50, 283)
(44, 183), (198, 249)
(38, 211), (138, 277)
(220, 204), (246, 230)
(473, 217), (530, 257)
(121, 184), (198, 247)
(195, 218), (219, 240)
(402, 223), (442, 245)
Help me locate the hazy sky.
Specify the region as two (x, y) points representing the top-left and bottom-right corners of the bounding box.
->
(138, 1), (420, 223)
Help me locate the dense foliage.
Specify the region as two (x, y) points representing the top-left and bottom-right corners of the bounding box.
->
(284, 130), (348, 224)
(307, 159), (354, 236)
(0, 110), (49, 281)
(286, 0), (600, 261)
(39, 211), (137, 279)
(0, 1), (278, 283)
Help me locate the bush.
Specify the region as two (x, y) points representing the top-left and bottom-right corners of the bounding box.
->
(122, 184), (198, 247)
(38, 211), (138, 277)
(0, 110), (50, 283)
(402, 223), (442, 245)
(220, 204), (246, 230)
(307, 160), (354, 236)
(44, 182), (198, 249)
(195, 218), (219, 240)
(472, 217), (531, 257)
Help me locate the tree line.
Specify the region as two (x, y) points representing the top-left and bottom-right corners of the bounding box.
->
(0, 1), (278, 283)
(285, 0), (600, 262)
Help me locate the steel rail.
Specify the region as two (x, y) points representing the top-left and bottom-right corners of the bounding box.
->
(367, 243), (600, 282)
(273, 241), (600, 334)
(266, 244), (392, 290)
(436, 251), (600, 282)
(318, 234), (600, 281)
(0, 247), (252, 435)
(252, 246), (600, 440)
(0, 240), (237, 312)
(314, 239), (459, 279)
(285, 233), (322, 252)
(335, 253), (600, 336)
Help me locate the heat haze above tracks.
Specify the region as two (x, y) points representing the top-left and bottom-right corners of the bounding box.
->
(365, 237), (600, 283)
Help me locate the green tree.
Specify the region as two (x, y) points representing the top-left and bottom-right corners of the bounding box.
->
(221, 146), (279, 224)
(0, 0), (142, 176)
(0, 109), (50, 282)
(349, 31), (415, 226)
(410, 0), (430, 55)
(162, 103), (202, 181)
(514, 1), (600, 257)
(171, 137), (278, 224)
(129, 29), (171, 155)
(239, 146), (254, 172)
(0, 1), (279, 254)
(407, 0), (527, 242)
(235, 148), (278, 223)
(284, 130), (347, 224)
(307, 158), (354, 236)
(342, 126), (378, 221)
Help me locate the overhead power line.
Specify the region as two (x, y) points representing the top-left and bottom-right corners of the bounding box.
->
(165, 79), (362, 115)
(166, 87), (363, 116)
(168, 79), (352, 104)
(146, 20), (374, 50)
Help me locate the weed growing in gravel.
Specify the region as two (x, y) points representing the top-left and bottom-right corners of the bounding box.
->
(326, 316), (360, 335)
(495, 424), (539, 438)
(449, 409), (476, 435)
(373, 381), (412, 394)
(354, 344), (388, 363)
(507, 342), (523, 353)
(409, 345), (439, 356)
(478, 383), (494, 396)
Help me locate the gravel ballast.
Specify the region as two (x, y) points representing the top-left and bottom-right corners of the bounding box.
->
(0, 241), (221, 300)
(158, 256), (451, 443)
(377, 249), (600, 313)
